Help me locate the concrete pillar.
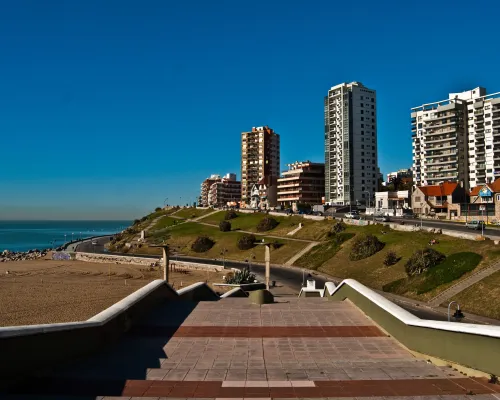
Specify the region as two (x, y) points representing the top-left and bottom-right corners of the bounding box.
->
(162, 246), (169, 282)
(265, 244), (270, 290)
(140, 230), (145, 241)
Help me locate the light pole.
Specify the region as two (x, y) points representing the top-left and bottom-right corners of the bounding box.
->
(481, 208), (484, 237)
(220, 248), (227, 269)
(447, 301), (465, 322)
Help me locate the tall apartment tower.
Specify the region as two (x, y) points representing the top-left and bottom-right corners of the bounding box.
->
(411, 87), (500, 190)
(241, 126), (280, 207)
(324, 82), (378, 205)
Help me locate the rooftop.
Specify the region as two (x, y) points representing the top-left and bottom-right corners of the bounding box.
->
(8, 296), (500, 399)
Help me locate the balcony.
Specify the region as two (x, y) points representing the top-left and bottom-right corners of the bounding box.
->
(474, 109), (483, 115)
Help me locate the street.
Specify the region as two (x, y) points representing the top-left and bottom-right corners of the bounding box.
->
(333, 213), (500, 238)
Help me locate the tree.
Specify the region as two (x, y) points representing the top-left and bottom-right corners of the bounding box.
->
(155, 207), (162, 212)
(391, 176), (402, 191)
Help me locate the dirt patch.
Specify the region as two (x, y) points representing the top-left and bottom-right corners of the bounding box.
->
(0, 259), (227, 327)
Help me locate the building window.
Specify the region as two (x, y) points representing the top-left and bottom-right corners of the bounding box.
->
(371, 98), (374, 102)
(361, 152), (365, 156)
(361, 145), (364, 149)
(361, 159), (365, 163)
(361, 131), (364, 135)
(362, 180), (365, 184)
(362, 172), (365, 177)
(361, 124), (364, 128)
(371, 105), (374, 109)
(485, 113), (491, 118)
(361, 117), (364, 121)
(361, 110), (364, 114)
(360, 103), (364, 107)
(360, 96), (363, 100)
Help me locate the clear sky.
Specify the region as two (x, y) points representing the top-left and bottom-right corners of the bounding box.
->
(1, 0), (499, 220)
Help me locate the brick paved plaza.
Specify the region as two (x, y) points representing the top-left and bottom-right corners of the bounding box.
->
(7, 297), (500, 399)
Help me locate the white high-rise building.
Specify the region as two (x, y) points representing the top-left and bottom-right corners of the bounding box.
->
(411, 87), (500, 190)
(324, 82), (378, 205)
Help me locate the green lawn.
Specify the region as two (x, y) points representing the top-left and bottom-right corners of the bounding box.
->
(199, 211), (334, 240)
(151, 216), (185, 231)
(143, 222), (308, 265)
(199, 211), (285, 233)
(383, 252), (482, 295)
(173, 207), (215, 219)
(295, 233), (355, 270)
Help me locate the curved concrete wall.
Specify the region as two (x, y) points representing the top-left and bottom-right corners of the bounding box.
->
(0, 280), (223, 389)
(328, 279), (500, 376)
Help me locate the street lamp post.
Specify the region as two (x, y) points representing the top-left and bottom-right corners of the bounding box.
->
(482, 208), (484, 237)
(447, 301), (465, 322)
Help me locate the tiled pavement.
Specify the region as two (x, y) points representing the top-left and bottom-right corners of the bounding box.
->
(4, 298), (500, 399)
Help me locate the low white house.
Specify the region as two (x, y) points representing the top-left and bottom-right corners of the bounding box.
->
(366, 190), (410, 216)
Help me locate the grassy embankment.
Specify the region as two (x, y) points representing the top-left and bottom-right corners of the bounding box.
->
(295, 223), (499, 303)
(116, 209), (500, 316)
(120, 210), (310, 265)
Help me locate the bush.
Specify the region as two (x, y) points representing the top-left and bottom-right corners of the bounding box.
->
(271, 240), (283, 249)
(224, 268), (256, 284)
(155, 207), (162, 212)
(349, 234), (384, 261)
(225, 210), (238, 220)
(328, 222), (346, 237)
(237, 234), (256, 250)
(133, 219), (140, 225)
(191, 236), (215, 253)
(384, 251), (399, 266)
(256, 217), (279, 232)
(219, 220), (231, 232)
(405, 248), (445, 276)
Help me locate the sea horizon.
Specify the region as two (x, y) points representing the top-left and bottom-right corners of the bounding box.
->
(0, 220), (132, 253)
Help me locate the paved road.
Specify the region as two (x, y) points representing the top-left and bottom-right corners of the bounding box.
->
(333, 213), (500, 238)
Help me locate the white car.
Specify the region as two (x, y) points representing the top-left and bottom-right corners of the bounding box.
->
(345, 212), (360, 219)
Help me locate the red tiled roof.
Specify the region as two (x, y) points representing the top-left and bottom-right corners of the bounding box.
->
(417, 182), (459, 196)
(469, 178), (500, 196)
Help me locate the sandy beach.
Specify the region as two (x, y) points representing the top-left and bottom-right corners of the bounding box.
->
(0, 258), (226, 327)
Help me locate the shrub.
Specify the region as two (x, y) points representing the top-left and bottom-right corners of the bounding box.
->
(328, 222), (346, 237)
(225, 210), (238, 220)
(191, 236), (215, 253)
(271, 240), (283, 249)
(405, 248), (445, 276)
(155, 207), (162, 212)
(191, 213), (196, 218)
(349, 234), (384, 261)
(256, 217), (279, 232)
(224, 268), (256, 284)
(384, 251), (399, 266)
(237, 234), (256, 250)
(219, 220), (231, 232)
(133, 219), (140, 225)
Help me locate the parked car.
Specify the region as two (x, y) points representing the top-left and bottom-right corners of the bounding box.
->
(375, 216), (391, 222)
(465, 220), (486, 230)
(345, 212), (361, 219)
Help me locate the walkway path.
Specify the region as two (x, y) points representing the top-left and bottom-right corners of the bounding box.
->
(428, 261), (500, 307)
(284, 241), (319, 266)
(9, 297), (500, 398)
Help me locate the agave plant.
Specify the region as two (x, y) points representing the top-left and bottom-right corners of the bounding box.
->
(224, 267), (256, 284)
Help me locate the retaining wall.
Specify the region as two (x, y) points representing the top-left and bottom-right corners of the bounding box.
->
(75, 252), (225, 271)
(328, 279), (500, 376)
(0, 280), (224, 389)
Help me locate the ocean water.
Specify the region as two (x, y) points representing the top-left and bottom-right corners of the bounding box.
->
(0, 220), (131, 252)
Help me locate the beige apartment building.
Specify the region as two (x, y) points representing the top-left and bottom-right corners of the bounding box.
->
(277, 161), (325, 208)
(207, 173), (241, 208)
(241, 126), (280, 208)
(411, 87), (500, 191)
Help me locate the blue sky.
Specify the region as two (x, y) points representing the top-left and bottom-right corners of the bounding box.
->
(1, 0), (499, 219)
